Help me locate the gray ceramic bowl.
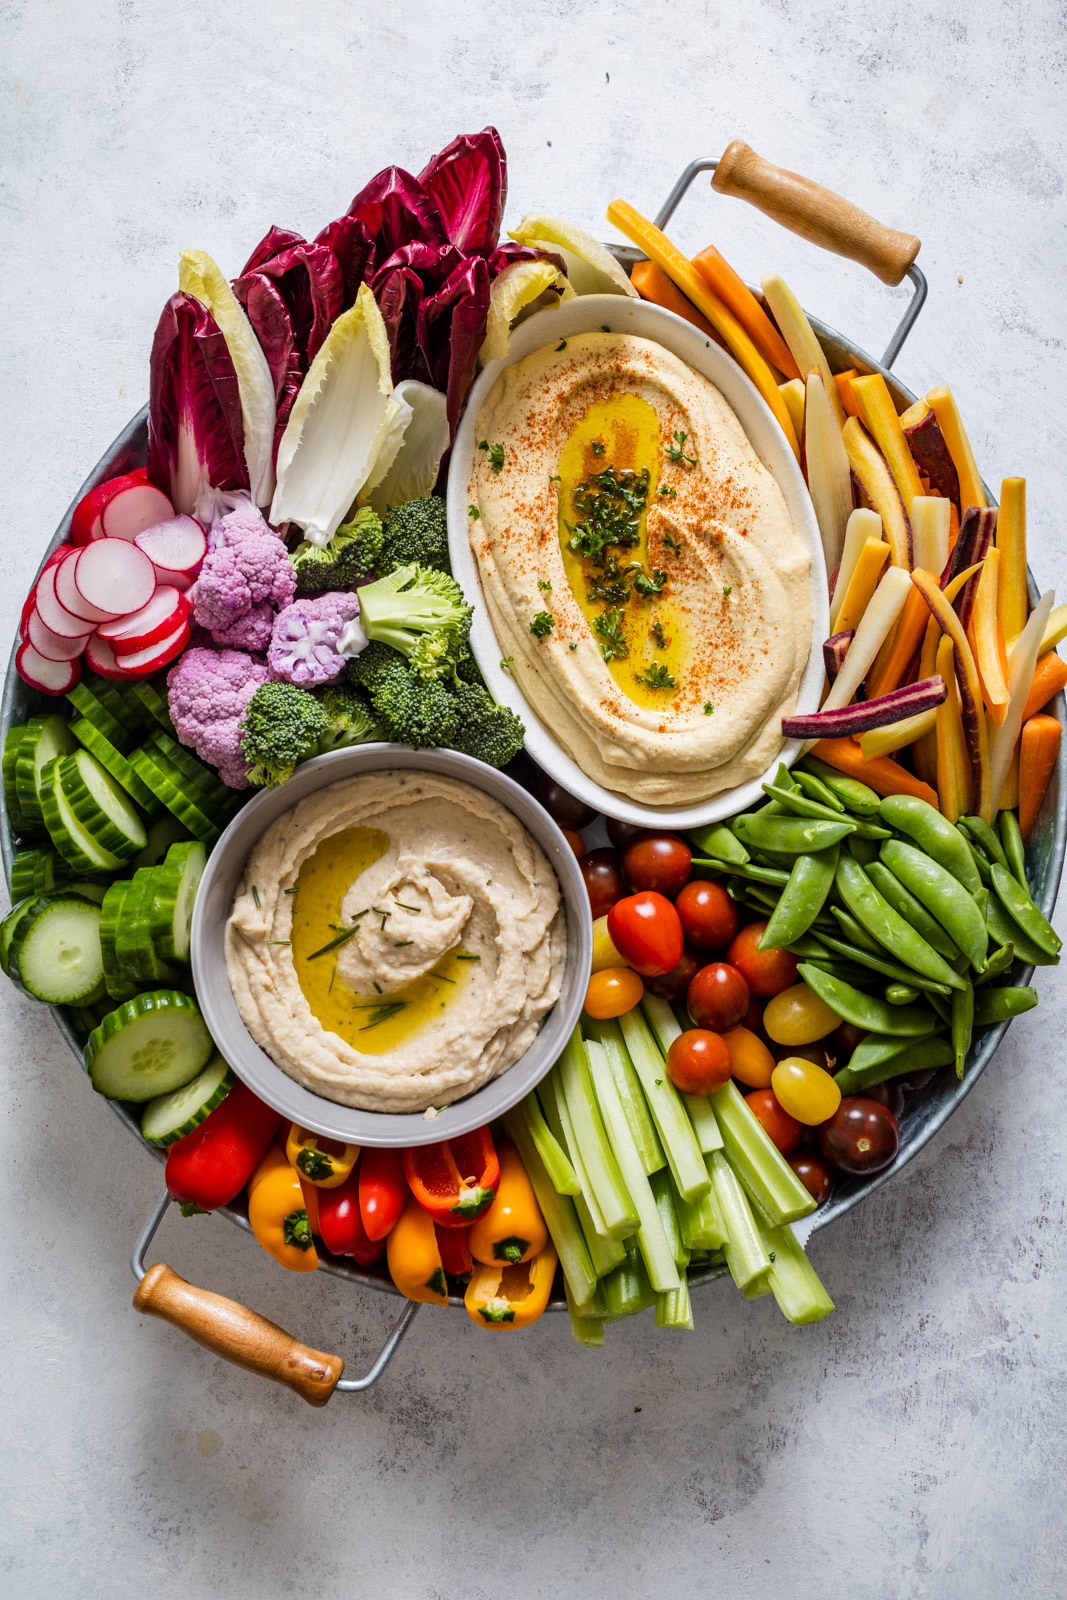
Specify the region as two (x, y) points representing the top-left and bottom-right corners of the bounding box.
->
(190, 743), (592, 1148)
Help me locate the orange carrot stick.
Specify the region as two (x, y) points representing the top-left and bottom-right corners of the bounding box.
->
(1019, 713), (1062, 841)
(834, 370), (861, 418)
(866, 580), (936, 701)
(630, 260), (724, 347)
(810, 738), (939, 806)
(690, 246), (800, 379)
(1022, 652), (1067, 723)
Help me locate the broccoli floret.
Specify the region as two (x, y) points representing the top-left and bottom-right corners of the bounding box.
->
(292, 508), (384, 596)
(448, 680), (526, 769)
(379, 497), (450, 575)
(315, 682), (383, 751)
(357, 563), (472, 682)
(240, 681), (328, 788)
(454, 647), (486, 688)
(347, 643), (458, 749)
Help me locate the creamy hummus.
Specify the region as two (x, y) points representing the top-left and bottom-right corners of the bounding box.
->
(227, 772), (566, 1113)
(469, 331), (811, 805)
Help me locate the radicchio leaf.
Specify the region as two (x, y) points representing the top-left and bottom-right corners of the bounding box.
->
(313, 213), (377, 307)
(370, 262), (425, 383)
(416, 254), (491, 437)
(148, 292), (247, 518)
(347, 166), (447, 259)
(233, 236), (344, 366)
(418, 126), (506, 255)
(236, 275), (303, 451)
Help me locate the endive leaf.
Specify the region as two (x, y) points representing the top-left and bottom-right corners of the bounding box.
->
(364, 380), (450, 512)
(509, 212), (639, 298)
(480, 260), (574, 365)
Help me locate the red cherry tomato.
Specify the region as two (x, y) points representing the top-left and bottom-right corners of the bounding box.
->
(686, 961), (750, 1032)
(580, 847), (624, 918)
(643, 946), (701, 1001)
(863, 1081), (905, 1119)
(831, 1020), (868, 1059)
(675, 879), (739, 949)
(530, 771), (596, 828)
(818, 1097), (900, 1176)
(744, 1088), (802, 1155)
(560, 827), (584, 859)
(787, 1150), (834, 1206)
(744, 994), (763, 1033)
(607, 891), (684, 977)
(666, 1029), (733, 1095)
(727, 922), (800, 997)
(606, 817), (645, 850)
(621, 832), (692, 895)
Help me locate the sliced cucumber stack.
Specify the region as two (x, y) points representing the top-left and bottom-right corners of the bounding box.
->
(147, 732), (234, 813)
(140, 1052), (234, 1145)
(128, 744), (221, 844)
(9, 846), (70, 901)
(14, 714), (77, 828)
(149, 841), (207, 964)
(99, 880), (139, 1000)
(127, 678), (175, 737)
(56, 749), (147, 862)
(9, 894), (105, 1005)
(3, 726), (36, 838)
(70, 716), (162, 816)
(66, 680), (136, 752)
(85, 989), (214, 1101)
(115, 871), (179, 986)
(131, 812), (191, 869)
(0, 898), (37, 977)
(39, 758), (125, 875)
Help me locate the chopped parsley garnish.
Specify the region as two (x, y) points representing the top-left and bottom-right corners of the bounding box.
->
(530, 611), (555, 639)
(549, 473), (561, 484)
(479, 439), (505, 474)
(662, 530), (683, 553)
(704, 702), (715, 715)
(592, 439), (606, 456)
(594, 608), (628, 662)
(657, 484), (677, 498)
(666, 429), (697, 466)
(499, 656), (514, 671)
(635, 661), (676, 690)
(586, 567), (632, 606)
(566, 465), (650, 566)
(468, 504), (480, 520)
(556, 339), (568, 351)
(537, 578), (553, 592)
(723, 585), (733, 598)
(600, 324), (611, 332)
(651, 620), (666, 649)
(569, 641), (578, 651)
(631, 565), (668, 597)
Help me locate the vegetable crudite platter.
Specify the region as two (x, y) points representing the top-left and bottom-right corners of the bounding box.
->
(3, 132), (1064, 1406)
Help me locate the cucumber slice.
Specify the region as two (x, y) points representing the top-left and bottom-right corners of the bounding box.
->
(126, 679), (175, 737)
(80, 671), (154, 738)
(131, 812), (191, 869)
(128, 746), (221, 844)
(85, 989), (213, 1101)
(9, 894), (105, 1005)
(15, 714), (77, 827)
(149, 841), (207, 964)
(140, 1051), (234, 1145)
(9, 846), (69, 900)
(67, 997), (113, 1040)
(70, 716), (162, 816)
(3, 726), (34, 838)
(146, 732), (236, 814)
(1, 897), (38, 976)
(66, 681), (134, 752)
(56, 749), (147, 861)
(116, 869), (178, 985)
(65, 880), (109, 905)
(39, 758), (124, 874)
(100, 879), (139, 999)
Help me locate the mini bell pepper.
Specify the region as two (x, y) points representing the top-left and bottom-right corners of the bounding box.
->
(318, 1165), (385, 1268)
(359, 1146), (408, 1240)
(165, 1082), (281, 1212)
(435, 1223), (473, 1278)
(298, 1176), (321, 1236)
(464, 1242), (558, 1329)
(386, 1194), (449, 1305)
(403, 1126), (500, 1228)
(247, 1144), (319, 1273)
(468, 1139), (547, 1266)
(284, 1124), (359, 1187)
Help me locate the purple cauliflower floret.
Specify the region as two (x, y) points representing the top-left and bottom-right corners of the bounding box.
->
(191, 504), (296, 647)
(267, 591), (367, 687)
(167, 646), (270, 788)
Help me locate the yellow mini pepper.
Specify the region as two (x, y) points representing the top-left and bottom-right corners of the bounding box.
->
(386, 1194), (449, 1306)
(465, 1243), (558, 1329)
(285, 1124), (359, 1188)
(469, 1139), (547, 1266)
(247, 1144), (319, 1273)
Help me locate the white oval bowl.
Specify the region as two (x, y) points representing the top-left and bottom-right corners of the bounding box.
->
(446, 293), (828, 829)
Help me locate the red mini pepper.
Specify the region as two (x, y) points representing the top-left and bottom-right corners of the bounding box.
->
(359, 1146), (408, 1241)
(318, 1167), (384, 1268)
(435, 1223), (473, 1277)
(403, 1126), (500, 1228)
(165, 1082), (281, 1212)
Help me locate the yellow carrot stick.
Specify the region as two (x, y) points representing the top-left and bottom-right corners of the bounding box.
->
(691, 245), (800, 378)
(926, 387), (987, 512)
(911, 569), (992, 821)
(1036, 601), (1067, 656)
(605, 202), (800, 459)
(778, 379), (806, 441)
(860, 707), (938, 761)
(999, 744), (1020, 811)
(760, 275), (848, 432)
(967, 547), (1010, 725)
(842, 417), (911, 568)
(829, 509), (882, 631)
(996, 478), (1027, 643)
(850, 373), (926, 517)
(833, 538), (890, 636)
(935, 635), (973, 822)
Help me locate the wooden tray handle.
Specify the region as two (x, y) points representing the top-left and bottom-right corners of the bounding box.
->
(712, 140), (920, 286)
(133, 1262), (344, 1407)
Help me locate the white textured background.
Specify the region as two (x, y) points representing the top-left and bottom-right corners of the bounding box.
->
(2, 2), (1066, 1595)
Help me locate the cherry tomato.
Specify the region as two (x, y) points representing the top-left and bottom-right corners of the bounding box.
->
(787, 1150), (834, 1206)
(831, 1020), (868, 1059)
(744, 994), (763, 1033)
(622, 832), (692, 895)
(727, 922), (799, 997)
(721, 1025), (775, 1088)
(580, 847), (624, 918)
(818, 1097), (900, 1175)
(770, 1057), (842, 1125)
(687, 961), (750, 1033)
(644, 946), (701, 1000)
(529, 771), (596, 828)
(606, 817), (645, 850)
(864, 1081), (905, 1118)
(675, 879), (739, 949)
(762, 983), (839, 1047)
(744, 1088), (802, 1155)
(561, 827), (584, 859)
(772, 1039), (830, 1067)
(584, 966), (644, 1020)
(607, 891), (684, 977)
(590, 914), (627, 974)
(666, 1029), (733, 1095)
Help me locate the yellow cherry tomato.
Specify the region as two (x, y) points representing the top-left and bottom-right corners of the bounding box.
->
(771, 1057), (843, 1125)
(591, 914), (628, 973)
(762, 982), (840, 1046)
(584, 966), (644, 1019)
(721, 1025), (775, 1088)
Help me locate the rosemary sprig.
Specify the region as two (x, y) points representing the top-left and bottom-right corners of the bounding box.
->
(307, 927), (359, 960)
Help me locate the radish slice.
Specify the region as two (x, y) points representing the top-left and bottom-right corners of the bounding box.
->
(102, 616), (191, 678)
(55, 547), (120, 623)
(73, 539), (156, 617)
(135, 514), (207, 575)
(35, 564), (102, 638)
(84, 632), (131, 680)
(16, 640), (81, 695)
(101, 482), (174, 542)
(27, 607), (91, 661)
(71, 476), (131, 545)
(99, 587), (188, 653)
(148, 563), (195, 593)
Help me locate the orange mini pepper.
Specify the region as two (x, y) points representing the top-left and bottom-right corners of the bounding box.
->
(247, 1144), (319, 1273)
(386, 1194), (449, 1306)
(464, 1243), (558, 1330)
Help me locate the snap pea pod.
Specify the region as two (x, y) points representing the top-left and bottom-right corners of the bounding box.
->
(798, 757), (881, 816)
(985, 892), (1057, 966)
(877, 794), (983, 895)
(787, 932), (834, 959)
(805, 959), (876, 990)
(927, 992), (953, 1027)
(972, 985), (1038, 1024)
(958, 831), (993, 886)
(879, 839), (988, 970)
(989, 863), (1061, 958)
(692, 858), (789, 888)
(849, 835), (881, 867)
(791, 768), (844, 812)
(997, 809), (1028, 890)
(951, 981), (974, 1078)
(726, 879), (777, 918)
(759, 844), (838, 950)
(975, 941), (1015, 986)
(731, 812), (856, 854)
(864, 860), (961, 961)
(834, 853), (966, 991)
(959, 815), (1010, 875)
(830, 904), (882, 954)
(688, 822), (749, 865)
(843, 1030), (938, 1079)
(799, 927), (952, 995)
(834, 1035), (954, 1095)
(745, 885), (780, 914)
(762, 781), (891, 840)
(798, 963), (937, 1035)
(885, 983), (921, 1005)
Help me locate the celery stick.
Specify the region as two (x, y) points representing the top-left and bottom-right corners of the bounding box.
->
(586, 1041), (679, 1292)
(711, 1080), (816, 1226)
(707, 1149), (771, 1291)
(539, 1075), (624, 1275)
(640, 992), (683, 1053)
(566, 1282), (605, 1347)
(546, 1065), (608, 1236)
(504, 1107), (597, 1309)
(757, 1220), (835, 1325)
(640, 995), (725, 1151)
(602, 1246), (656, 1321)
(585, 1017), (665, 1174)
(743, 1275), (773, 1300)
(686, 1097), (725, 1154)
(655, 1273), (695, 1330)
(558, 1030), (638, 1240)
(520, 1089), (580, 1195)
(616, 1008), (710, 1202)
(649, 1169), (689, 1269)
(673, 1166), (728, 1250)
